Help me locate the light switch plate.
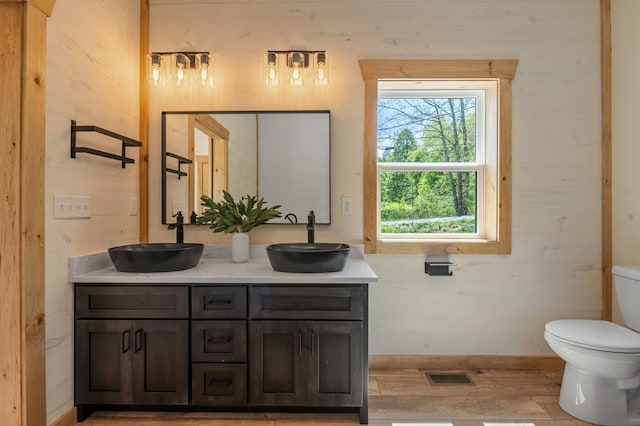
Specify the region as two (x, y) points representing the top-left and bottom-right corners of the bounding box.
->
(341, 196), (353, 215)
(128, 197), (138, 216)
(54, 195), (91, 219)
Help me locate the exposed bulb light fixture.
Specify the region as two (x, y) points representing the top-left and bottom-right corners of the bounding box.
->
(315, 52), (328, 85)
(173, 53), (188, 83)
(265, 50), (328, 86)
(266, 52), (279, 85)
(147, 51), (214, 88)
(150, 53), (162, 84)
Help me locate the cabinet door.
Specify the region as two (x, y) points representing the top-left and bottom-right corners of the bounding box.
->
(75, 320), (133, 404)
(249, 321), (306, 405)
(306, 321), (364, 406)
(132, 320), (189, 405)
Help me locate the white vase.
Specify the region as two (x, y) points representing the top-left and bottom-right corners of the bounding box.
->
(231, 232), (250, 263)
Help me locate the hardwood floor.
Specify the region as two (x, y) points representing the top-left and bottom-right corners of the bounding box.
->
(77, 367), (593, 426)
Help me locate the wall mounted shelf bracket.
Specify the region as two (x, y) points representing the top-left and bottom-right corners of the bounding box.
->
(165, 152), (192, 179)
(70, 120), (142, 168)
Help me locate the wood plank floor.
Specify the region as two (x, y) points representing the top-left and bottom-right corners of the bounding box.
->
(77, 367), (593, 426)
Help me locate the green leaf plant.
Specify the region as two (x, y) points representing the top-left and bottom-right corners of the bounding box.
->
(197, 190), (282, 233)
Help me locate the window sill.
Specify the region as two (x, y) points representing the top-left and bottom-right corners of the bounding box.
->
(367, 238), (511, 255)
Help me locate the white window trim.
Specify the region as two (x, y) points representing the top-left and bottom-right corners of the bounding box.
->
(377, 84), (488, 240)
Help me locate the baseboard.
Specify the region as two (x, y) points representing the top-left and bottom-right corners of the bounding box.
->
(369, 354), (564, 370)
(50, 407), (76, 426)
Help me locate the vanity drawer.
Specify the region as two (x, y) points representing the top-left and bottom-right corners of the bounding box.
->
(192, 286), (247, 319)
(75, 285), (188, 319)
(191, 364), (247, 406)
(191, 320), (246, 362)
(250, 286), (364, 320)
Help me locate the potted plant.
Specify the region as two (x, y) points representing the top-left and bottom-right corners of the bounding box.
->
(198, 190), (281, 262)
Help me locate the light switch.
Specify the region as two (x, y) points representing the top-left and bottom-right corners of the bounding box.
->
(342, 196), (353, 215)
(54, 195), (91, 219)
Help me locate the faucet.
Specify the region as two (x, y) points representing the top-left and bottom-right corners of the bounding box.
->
(168, 211), (184, 244)
(307, 210), (315, 244)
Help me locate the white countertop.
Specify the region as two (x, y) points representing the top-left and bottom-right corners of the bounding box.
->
(69, 245), (378, 285)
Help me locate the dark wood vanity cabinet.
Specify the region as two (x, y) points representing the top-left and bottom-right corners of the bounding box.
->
(74, 283), (368, 423)
(74, 286), (189, 414)
(250, 320), (363, 406)
(249, 286), (365, 408)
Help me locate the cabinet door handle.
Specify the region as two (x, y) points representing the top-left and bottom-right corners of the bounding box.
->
(134, 329), (143, 352)
(122, 329), (131, 353)
(298, 330), (302, 356)
(310, 330), (315, 355)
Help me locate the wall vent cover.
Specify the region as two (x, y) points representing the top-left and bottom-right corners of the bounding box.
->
(426, 372), (474, 386)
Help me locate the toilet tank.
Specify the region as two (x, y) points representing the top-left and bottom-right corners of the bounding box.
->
(613, 265), (640, 332)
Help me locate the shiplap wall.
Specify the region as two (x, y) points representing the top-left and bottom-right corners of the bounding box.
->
(149, 0), (602, 353)
(44, 1), (140, 423)
(612, 1), (640, 324)
(43, 0), (609, 423)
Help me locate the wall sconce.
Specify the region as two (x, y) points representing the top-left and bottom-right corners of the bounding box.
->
(147, 51), (214, 87)
(265, 50), (328, 86)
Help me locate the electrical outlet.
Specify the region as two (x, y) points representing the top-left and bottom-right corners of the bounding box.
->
(341, 196), (353, 215)
(128, 197), (138, 216)
(54, 195), (91, 219)
(172, 201), (186, 216)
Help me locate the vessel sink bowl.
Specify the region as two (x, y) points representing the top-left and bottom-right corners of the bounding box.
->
(266, 243), (350, 273)
(108, 243), (204, 273)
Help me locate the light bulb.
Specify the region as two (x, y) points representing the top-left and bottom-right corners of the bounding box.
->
(266, 52), (278, 85)
(291, 65), (302, 84)
(199, 53), (210, 82)
(149, 53), (162, 85)
(315, 52), (327, 85)
(268, 63), (277, 81)
(174, 54), (187, 84)
(289, 52), (303, 86)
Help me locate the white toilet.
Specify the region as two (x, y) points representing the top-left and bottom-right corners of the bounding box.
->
(544, 265), (640, 425)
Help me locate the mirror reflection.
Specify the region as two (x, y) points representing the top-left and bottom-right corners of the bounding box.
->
(162, 111), (331, 225)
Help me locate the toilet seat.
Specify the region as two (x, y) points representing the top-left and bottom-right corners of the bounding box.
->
(545, 319), (640, 353)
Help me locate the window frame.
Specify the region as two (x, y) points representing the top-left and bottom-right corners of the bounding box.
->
(377, 84), (487, 239)
(359, 59), (518, 254)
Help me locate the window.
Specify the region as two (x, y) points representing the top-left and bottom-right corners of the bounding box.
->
(359, 60), (518, 254)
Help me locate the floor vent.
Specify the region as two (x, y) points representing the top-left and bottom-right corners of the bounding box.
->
(426, 372), (474, 386)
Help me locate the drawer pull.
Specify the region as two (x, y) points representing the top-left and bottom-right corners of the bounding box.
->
(208, 379), (232, 387)
(206, 298), (233, 306)
(207, 337), (232, 344)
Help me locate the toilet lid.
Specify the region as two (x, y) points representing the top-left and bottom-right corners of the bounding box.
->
(545, 319), (640, 353)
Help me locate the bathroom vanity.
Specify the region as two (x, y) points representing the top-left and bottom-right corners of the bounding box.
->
(69, 246), (377, 424)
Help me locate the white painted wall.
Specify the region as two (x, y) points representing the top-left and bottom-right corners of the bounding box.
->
(612, 0), (640, 324)
(148, 0), (602, 355)
(45, 0), (140, 423)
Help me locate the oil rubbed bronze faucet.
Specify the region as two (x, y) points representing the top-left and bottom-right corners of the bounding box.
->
(168, 211), (184, 244)
(307, 210), (315, 243)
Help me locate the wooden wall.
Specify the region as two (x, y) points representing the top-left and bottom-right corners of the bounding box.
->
(148, 0), (603, 356)
(44, 0), (140, 423)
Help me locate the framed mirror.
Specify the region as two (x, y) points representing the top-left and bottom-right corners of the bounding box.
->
(161, 111), (331, 225)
